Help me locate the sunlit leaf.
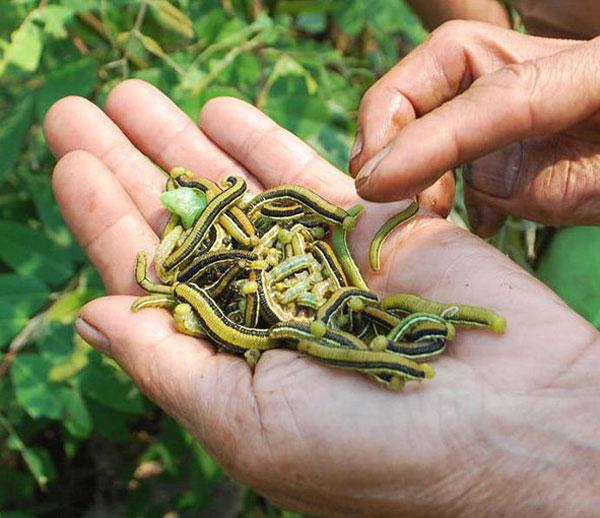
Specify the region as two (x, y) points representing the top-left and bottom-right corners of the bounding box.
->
(537, 227), (600, 329)
(161, 187), (207, 229)
(33, 5), (75, 38)
(48, 344), (89, 382)
(265, 54), (318, 95)
(2, 20), (42, 73)
(138, 34), (167, 59)
(150, 0), (195, 39)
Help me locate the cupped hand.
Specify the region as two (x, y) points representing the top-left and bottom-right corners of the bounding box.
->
(44, 80), (600, 516)
(351, 22), (600, 236)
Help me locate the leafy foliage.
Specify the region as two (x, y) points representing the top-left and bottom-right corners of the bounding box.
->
(0, 0), (593, 516)
(537, 227), (600, 328)
(0, 0), (426, 516)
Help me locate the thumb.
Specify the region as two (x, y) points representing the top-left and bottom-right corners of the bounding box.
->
(75, 295), (263, 460)
(465, 135), (600, 231)
(355, 37), (600, 202)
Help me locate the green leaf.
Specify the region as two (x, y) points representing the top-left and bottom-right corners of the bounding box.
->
(11, 355), (62, 419)
(2, 20), (43, 73)
(296, 12), (328, 33)
(33, 5), (75, 38)
(59, 386), (92, 438)
(46, 290), (94, 325)
(161, 187), (207, 228)
(0, 221), (74, 285)
(0, 274), (49, 346)
(334, 0), (426, 44)
(277, 0), (339, 14)
(0, 94), (34, 187)
(86, 399), (132, 442)
(2, 510), (38, 518)
(138, 34), (169, 59)
(37, 57), (97, 119)
(265, 54), (318, 95)
(77, 354), (145, 414)
(214, 17), (247, 44)
(193, 9), (228, 45)
(4, 427), (53, 489)
(197, 85), (250, 106)
(150, 0), (195, 39)
(24, 445), (57, 484)
(48, 335), (89, 382)
(315, 125), (352, 172)
(59, 0), (98, 11)
(0, 469), (36, 509)
(0, 274), (49, 309)
(37, 322), (74, 362)
(264, 93), (330, 141)
(537, 226), (600, 328)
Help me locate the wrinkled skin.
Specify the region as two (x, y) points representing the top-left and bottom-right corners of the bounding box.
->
(351, 23), (600, 236)
(45, 81), (600, 517)
(408, 0), (600, 39)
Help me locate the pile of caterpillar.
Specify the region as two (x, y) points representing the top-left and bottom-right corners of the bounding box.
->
(132, 167), (506, 390)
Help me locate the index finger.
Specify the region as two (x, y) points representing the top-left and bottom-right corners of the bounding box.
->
(350, 21), (576, 175)
(355, 34), (592, 202)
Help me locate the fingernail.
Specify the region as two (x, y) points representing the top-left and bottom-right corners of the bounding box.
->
(464, 142), (523, 199)
(349, 130), (363, 161)
(462, 162), (473, 185)
(355, 144), (391, 187)
(75, 317), (110, 353)
(476, 205), (505, 237)
(466, 202), (479, 233)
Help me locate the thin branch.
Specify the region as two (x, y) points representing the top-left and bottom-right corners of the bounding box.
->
(0, 411), (48, 491)
(121, 0), (149, 78)
(191, 33), (263, 95)
(0, 269), (86, 378)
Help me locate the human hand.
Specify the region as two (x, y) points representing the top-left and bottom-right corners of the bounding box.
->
(351, 23), (600, 235)
(44, 80), (600, 516)
(406, 0), (600, 39)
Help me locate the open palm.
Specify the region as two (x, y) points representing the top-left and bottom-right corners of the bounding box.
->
(44, 80), (600, 516)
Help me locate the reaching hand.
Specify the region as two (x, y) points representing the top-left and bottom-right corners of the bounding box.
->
(44, 80), (600, 516)
(351, 23), (600, 236)
(406, 0), (600, 39)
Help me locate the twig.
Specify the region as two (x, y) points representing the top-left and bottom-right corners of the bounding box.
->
(190, 33), (263, 95)
(121, 0), (149, 78)
(0, 313), (46, 378)
(0, 269), (86, 378)
(0, 411), (48, 491)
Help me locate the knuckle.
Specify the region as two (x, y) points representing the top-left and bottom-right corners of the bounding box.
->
(359, 81), (385, 113)
(522, 139), (600, 224)
(428, 20), (476, 49)
(496, 61), (539, 93)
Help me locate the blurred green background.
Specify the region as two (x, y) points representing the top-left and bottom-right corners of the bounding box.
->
(1, 1), (598, 517)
